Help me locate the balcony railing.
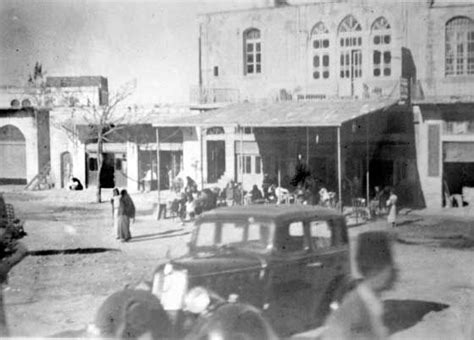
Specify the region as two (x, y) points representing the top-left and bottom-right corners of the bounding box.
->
(190, 86), (240, 105)
(443, 121), (474, 135)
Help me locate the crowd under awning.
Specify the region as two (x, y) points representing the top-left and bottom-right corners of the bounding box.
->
(151, 98), (399, 210)
(152, 98), (398, 128)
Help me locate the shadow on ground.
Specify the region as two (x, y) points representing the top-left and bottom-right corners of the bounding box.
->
(383, 299), (449, 335)
(28, 247), (120, 256)
(127, 228), (191, 243)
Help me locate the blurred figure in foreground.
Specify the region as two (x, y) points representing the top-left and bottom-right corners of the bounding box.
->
(322, 231), (398, 340)
(0, 217), (28, 336)
(89, 288), (173, 340)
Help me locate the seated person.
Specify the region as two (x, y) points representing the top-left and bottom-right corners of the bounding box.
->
(250, 185), (264, 203)
(68, 177), (83, 191)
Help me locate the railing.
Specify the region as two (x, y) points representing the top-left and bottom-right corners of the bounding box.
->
(443, 121), (474, 135)
(190, 86), (240, 104)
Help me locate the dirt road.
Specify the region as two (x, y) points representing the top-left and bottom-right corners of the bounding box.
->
(2, 187), (473, 339)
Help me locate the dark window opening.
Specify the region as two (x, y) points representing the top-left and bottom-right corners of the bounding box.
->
(89, 158), (98, 171)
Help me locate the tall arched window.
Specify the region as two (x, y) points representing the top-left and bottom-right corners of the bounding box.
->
(338, 15), (362, 79)
(311, 22), (330, 80)
(445, 17), (474, 76)
(243, 28), (262, 75)
(371, 17), (392, 77)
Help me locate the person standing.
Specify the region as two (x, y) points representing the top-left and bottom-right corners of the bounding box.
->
(386, 188), (398, 228)
(225, 180), (235, 207)
(118, 190), (135, 242)
(0, 221), (28, 336)
(110, 188), (121, 239)
(322, 231), (398, 340)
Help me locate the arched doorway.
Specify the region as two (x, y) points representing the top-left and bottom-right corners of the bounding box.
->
(60, 151), (72, 188)
(0, 125), (27, 184)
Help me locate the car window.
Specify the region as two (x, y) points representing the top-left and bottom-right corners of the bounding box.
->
(195, 222), (216, 247)
(276, 221), (306, 253)
(247, 222), (262, 241)
(309, 220), (332, 249)
(289, 221), (304, 236)
(221, 222), (245, 244)
(194, 219), (274, 252)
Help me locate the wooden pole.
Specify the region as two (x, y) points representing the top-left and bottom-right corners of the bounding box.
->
(306, 127), (309, 164)
(366, 114), (370, 209)
(337, 126), (342, 212)
(156, 128), (161, 219)
(200, 126), (204, 190)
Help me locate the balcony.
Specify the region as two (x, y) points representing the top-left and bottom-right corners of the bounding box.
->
(190, 86), (240, 108)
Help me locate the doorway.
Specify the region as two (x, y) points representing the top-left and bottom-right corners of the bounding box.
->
(369, 160), (393, 191)
(207, 140), (225, 183)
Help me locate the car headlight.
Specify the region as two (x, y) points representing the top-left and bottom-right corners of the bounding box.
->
(152, 263), (188, 311)
(183, 286), (211, 314)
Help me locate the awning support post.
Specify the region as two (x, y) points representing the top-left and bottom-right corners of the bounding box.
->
(200, 126), (204, 190)
(156, 127), (161, 219)
(337, 126), (342, 212)
(366, 114), (370, 212)
(306, 127), (309, 164)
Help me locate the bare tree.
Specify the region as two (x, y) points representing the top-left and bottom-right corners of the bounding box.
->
(73, 81), (137, 203)
(27, 62), (52, 107)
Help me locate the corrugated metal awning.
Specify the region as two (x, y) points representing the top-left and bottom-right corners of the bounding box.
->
(152, 98), (397, 128)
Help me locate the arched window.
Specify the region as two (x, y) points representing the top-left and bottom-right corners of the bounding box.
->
(445, 17), (474, 76)
(311, 22), (330, 80)
(10, 99), (20, 108)
(21, 99), (32, 108)
(371, 17), (392, 77)
(338, 15), (362, 79)
(243, 28), (262, 75)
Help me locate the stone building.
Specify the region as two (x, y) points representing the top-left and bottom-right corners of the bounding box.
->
(408, 2), (474, 207)
(0, 107), (50, 185)
(159, 0), (474, 208)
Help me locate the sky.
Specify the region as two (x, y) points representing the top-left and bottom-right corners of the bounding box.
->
(0, 0), (263, 104)
(1, 0), (468, 104)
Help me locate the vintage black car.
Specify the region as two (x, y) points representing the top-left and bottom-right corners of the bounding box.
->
(151, 205), (351, 338)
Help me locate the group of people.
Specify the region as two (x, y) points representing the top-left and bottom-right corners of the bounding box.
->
(111, 188), (136, 242)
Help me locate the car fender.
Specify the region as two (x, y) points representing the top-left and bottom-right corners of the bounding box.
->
(186, 302), (280, 340)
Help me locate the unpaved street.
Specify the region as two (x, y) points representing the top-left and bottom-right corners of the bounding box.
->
(2, 187), (474, 339)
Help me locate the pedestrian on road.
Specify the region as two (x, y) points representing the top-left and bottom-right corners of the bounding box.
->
(118, 189), (135, 242)
(225, 180), (235, 207)
(110, 188), (121, 239)
(386, 188), (398, 228)
(321, 231), (398, 340)
(0, 221), (28, 336)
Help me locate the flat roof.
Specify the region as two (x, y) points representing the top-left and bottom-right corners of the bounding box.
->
(152, 98), (397, 128)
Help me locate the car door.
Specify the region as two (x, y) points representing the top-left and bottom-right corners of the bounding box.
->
(264, 219), (313, 335)
(304, 218), (339, 323)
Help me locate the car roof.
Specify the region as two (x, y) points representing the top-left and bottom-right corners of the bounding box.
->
(198, 205), (342, 222)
